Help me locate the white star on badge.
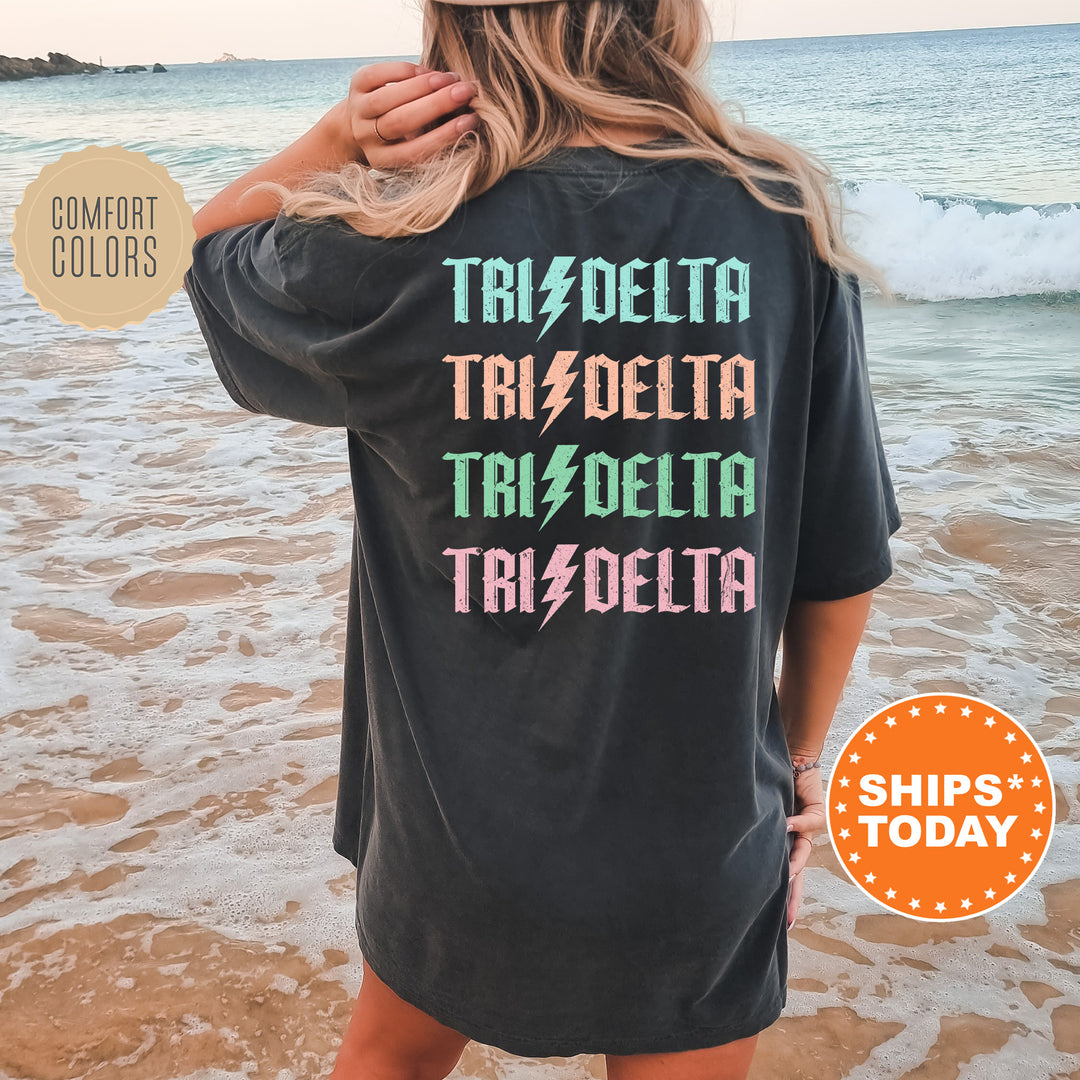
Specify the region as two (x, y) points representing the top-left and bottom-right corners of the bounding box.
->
(1021, 852), (1032, 863)
(850, 852), (861, 863)
(849, 751), (861, 764)
(1034, 802), (1045, 813)
(839, 776), (851, 787)
(1021, 752), (1032, 763)
(1031, 777), (1042, 788)
(835, 802), (847, 813)
(960, 706), (972, 717)
(1031, 828), (1042, 840)
(935, 703), (946, 714)
(985, 888), (996, 899)
(1005, 731), (1016, 743)
(885, 715), (897, 727)
(865, 872), (876, 883)
(865, 731), (877, 743)
(885, 888), (897, 899)
(910, 706), (921, 717)
(909, 898), (920, 909)
(984, 716), (996, 727)
(935, 901), (946, 912)
(960, 898), (972, 909)
(839, 828), (850, 839)
(1005, 873), (1016, 884)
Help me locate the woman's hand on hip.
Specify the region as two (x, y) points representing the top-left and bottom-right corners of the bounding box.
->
(341, 60), (479, 169)
(785, 764), (826, 931)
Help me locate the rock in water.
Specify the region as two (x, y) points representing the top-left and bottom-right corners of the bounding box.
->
(0, 51), (104, 80)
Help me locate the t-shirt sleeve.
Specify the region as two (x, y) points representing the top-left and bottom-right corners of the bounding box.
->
(790, 264), (903, 601)
(183, 213), (349, 428)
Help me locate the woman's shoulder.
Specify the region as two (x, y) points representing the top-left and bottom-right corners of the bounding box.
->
(268, 144), (819, 313)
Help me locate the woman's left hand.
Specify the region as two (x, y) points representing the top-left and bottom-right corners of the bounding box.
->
(344, 60), (479, 169)
(785, 765), (826, 930)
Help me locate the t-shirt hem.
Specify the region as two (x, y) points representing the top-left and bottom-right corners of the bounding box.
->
(333, 828), (359, 868)
(354, 911), (786, 1057)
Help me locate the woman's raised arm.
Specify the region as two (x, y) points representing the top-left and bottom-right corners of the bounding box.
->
(192, 60), (478, 240)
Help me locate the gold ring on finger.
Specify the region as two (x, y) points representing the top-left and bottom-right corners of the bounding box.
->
(373, 114), (393, 144)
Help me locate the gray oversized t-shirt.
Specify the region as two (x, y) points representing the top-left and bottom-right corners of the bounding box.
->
(184, 139), (902, 1057)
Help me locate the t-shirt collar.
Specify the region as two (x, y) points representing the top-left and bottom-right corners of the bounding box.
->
(521, 136), (693, 173)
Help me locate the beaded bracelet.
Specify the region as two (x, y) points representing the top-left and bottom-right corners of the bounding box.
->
(792, 759), (822, 779)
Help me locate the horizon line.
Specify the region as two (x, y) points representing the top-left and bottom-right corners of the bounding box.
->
(32, 17), (1077, 68)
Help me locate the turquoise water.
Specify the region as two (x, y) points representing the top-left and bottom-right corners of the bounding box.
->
(714, 22), (1080, 206)
(1, 23), (1078, 295)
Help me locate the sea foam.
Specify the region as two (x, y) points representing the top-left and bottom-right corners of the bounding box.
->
(843, 180), (1080, 300)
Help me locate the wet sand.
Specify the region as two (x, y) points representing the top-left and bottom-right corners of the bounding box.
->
(3, 303), (1080, 1079)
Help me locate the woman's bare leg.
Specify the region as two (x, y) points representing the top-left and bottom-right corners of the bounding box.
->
(605, 1033), (760, 1080)
(329, 957), (471, 1080)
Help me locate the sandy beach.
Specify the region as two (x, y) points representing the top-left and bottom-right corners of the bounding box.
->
(2, 296), (1079, 1078)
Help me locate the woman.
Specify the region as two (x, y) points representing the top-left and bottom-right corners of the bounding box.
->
(183, 1), (902, 1077)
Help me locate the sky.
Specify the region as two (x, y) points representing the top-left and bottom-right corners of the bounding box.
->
(3, 0), (1077, 67)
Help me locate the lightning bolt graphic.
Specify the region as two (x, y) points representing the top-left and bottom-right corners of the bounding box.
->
(539, 443), (579, 529)
(539, 543), (579, 629)
(539, 351), (579, 436)
(537, 256), (576, 340)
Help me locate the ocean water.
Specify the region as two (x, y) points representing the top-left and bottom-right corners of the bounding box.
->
(1, 22), (1079, 1080)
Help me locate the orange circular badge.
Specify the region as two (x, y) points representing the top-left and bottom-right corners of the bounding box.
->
(826, 693), (1054, 921)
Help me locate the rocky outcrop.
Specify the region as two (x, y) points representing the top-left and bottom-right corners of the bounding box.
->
(0, 52), (165, 81)
(152, 63), (167, 72)
(0, 51), (104, 81)
(212, 52), (262, 62)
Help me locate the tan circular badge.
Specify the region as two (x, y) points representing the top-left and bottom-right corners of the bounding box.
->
(11, 144), (195, 330)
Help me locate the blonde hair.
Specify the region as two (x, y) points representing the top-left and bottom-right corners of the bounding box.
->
(251, 0), (891, 297)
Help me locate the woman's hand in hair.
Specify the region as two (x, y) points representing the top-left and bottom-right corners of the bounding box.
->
(342, 60), (479, 169)
(189, 63), (477, 239)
